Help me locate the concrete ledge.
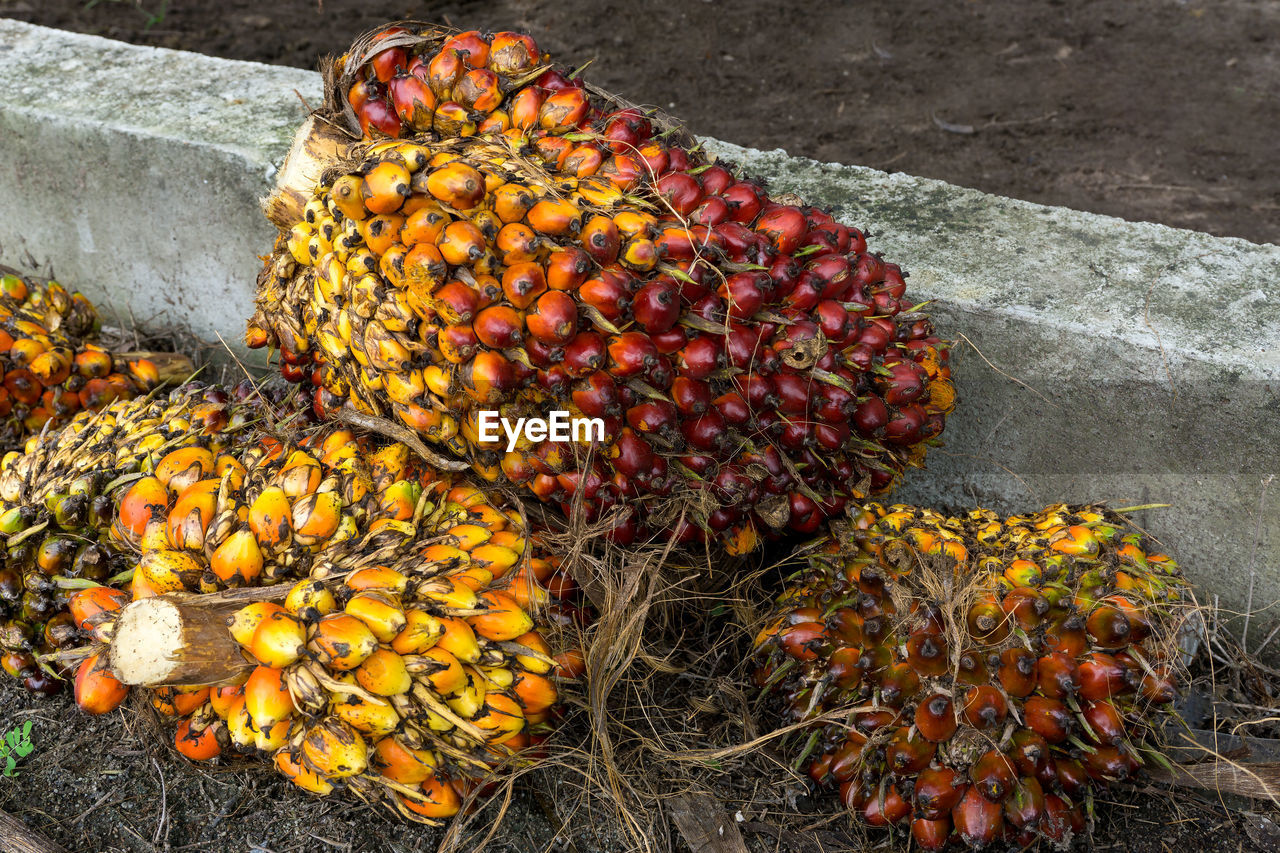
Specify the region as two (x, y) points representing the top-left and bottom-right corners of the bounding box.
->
(1, 19), (1276, 619)
(0, 19), (322, 362)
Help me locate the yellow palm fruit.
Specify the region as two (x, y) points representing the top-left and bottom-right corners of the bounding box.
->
(243, 665), (297, 730)
(284, 578), (337, 618)
(209, 529), (265, 585)
(228, 602), (287, 648)
(249, 610), (307, 668)
(444, 666), (487, 719)
(134, 549), (201, 596)
(225, 696), (258, 750)
(302, 718), (369, 779)
(331, 680), (402, 737)
(345, 591), (408, 643)
(417, 576), (478, 611)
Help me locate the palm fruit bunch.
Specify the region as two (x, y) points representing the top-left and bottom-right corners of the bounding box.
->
(0, 266), (194, 447)
(248, 27), (953, 552)
(751, 503), (1187, 850)
(57, 426), (575, 825)
(0, 380), (314, 695)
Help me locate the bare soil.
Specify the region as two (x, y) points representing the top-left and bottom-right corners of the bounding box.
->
(1, 1), (1278, 852)
(3, 0), (1278, 245)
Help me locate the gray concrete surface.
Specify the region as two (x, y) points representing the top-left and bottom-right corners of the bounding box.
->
(0, 19), (322, 368)
(0, 19), (1276, 625)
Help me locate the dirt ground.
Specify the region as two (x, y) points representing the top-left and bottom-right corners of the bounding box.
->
(3, 0), (1278, 246)
(1, 1), (1279, 852)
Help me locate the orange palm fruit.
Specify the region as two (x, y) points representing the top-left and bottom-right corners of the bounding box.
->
(347, 566), (411, 594)
(249, 610), (308, 668)
(468, 544), (520, 578)
(415, 646), (467, 695)
(276, 749), (335, 795)
(248, 486), (292, 548)
(153, 447), (215, 496)
(291, 491), (342, 546)
(392, 609), (445, 655)
(210, 684), (244, 719)
(468, 591), (533, 642)
(166, 479), (218, 550)
(398, 774), (461, 819)
(277, 450), (323, 497)
(425, 161), (485, 210)
(174, 717), (222, 761)
(435, 616), (482, 664)
(471, 693), (525, 743)
(74, 651), (129, 714)
(356, 648), (412, 696)
(362, 161), (412, 215)
(243, 665), (296, 730)
(372, 735), (438, 785)
(116, 476), (170, 541)
(209, 529), (265, 584)
(68, 586), (128, 637)
(308, 613), (379, 670)
(302, 718), (369, 778)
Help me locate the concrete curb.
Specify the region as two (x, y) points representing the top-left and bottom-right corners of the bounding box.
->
(1, 19), (1276, 621)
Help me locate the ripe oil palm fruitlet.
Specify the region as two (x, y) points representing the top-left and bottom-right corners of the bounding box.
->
(752, 503), (1188, 849)
(55, 427), (574, 824)
(248, 24), (954, 553)
(0, 267), (194, 447)
(0, 381), (313, 694)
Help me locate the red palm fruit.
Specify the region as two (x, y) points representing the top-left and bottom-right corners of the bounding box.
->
(1086, 601), (1133, 649)
(532, 135), (573, 169)
(655, 172), (704, 216)
(670, 376), (711, 415)
(580, 215), (621, 265)
(525, 290), (578, 346)
(539, 88), (590, 130)
(681, 409), (727, 451)
(997, 647), (1038, 697)
(777, 622), (826, 661)
(914, 694), (958, 743)
(861, 783), (911, 827)
(952, 784), (1003, 846)
(914, 767), (964, 819)
(1085, 744), (1139, 782)
(546, 247), (592, 291)
(578, 272), (630, 322)
(442, 30), (490, 67)
(826, 734), (866, 783)
(955, 649), (989, 686)
(1040, 794), (1085, 844)
(438, 324), (480, 363)
(1036, 652), (1080, 699)
(488, 31), (541, 75)
(600, 108), (652, 153)
(905, 631), (948, 678)
(74, 652), (129, 714)
(632, 279), (680, 333)
(607, 333), (659, 377)
(1024, 696), (1073, 743)
(755, 206), (807, 254)
(1001, 586), (1050, 631)
(719, 271), (767, 321)
(370, 46), (407, 83)
(460, 351), (515, 402)
(826, 646), (865, 689)
(1053, 755), (1090, 796)
(563, 331), (607, 376)
(572, 372), (619, 418)
(1045, 616), (1088, 657)
(116, 476), (169, 540)
(1082, 698), (1126, 746)
(971, 749), (1017, 801)
(886, 727), (935, 775)
(1003, 775), (1046, 829)
(1140, 666), (1178, 704)
(473, 305), (524, 349)
(839, 778), (869, 810)
(877, 662), (921, 707)
(388, 73), (436, 131)
(431, 280), (480, 325)
(963, 685), (1008, 730)
(911, 817), (951, 851)
(1009, 729), (1050, 776)
(807, 753), (833, 785)
(713, 392), (750, 426)
(722, 181), (765, 223)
